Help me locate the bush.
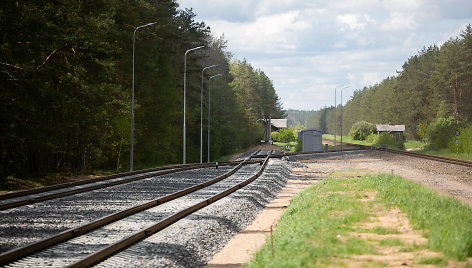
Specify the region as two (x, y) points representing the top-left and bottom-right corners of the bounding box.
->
(296, 138), (302, 152)
(425, 117), (456, 150)
(271, 131), (280, 142)
(448, 124), (472, 154)
(349, 121), (376, 141)
(373, 133), (405, 150)
(278, 128), (296, 143)
(365, 133), (377, 143)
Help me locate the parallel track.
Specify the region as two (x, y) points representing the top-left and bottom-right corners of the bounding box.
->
(0, 154), (265, 266)
(0, 160), (261, 211)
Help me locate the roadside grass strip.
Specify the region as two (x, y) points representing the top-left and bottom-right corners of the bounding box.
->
(247, 174), (472, 267)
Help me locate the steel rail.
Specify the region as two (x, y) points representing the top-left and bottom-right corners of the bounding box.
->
(315, 140), (471, 167)
(0, 161), (244, 201)
(0, 161), (256, 211)
(0, 156), (262, 266)
(377, 148), (472, 168)
(68, 155), (270, 268)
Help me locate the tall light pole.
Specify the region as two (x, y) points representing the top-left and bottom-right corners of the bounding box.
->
(340, 85), (350, 151)
(334, 85), (344, 151)
(130, 21), (157, 172)
(208, 74), (222, 163)
(201, 64), (218, 163)
(183, 45), (204, 164)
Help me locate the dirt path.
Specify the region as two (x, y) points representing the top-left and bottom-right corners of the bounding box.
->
(205, 151), (472, 267)
(206, 179), (319, 267)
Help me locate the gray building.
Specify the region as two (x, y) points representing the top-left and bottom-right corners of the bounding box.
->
(376, 124), (405, 140)
(298, 129), (322, 152)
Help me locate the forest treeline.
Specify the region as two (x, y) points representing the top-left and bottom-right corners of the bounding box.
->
(306, 25), (472, 142)
(0, 0), (283, 179)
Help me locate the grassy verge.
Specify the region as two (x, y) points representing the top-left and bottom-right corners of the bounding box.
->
(273, 141), (297, 153)
(247, 174), (472, 267)
(414, 148), (472, 161)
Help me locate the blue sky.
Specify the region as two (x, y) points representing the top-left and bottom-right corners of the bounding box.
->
(178, 0), (472, 111)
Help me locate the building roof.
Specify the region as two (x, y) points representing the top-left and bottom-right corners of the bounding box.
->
(299, 128), (322, 133)
(376, 124), (405, 132)
(270, 119), (287, 129)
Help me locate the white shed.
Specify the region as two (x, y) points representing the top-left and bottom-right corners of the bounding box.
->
(298, 129), (323, 152)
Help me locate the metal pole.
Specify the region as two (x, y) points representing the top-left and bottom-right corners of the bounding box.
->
(130, 22), (157, 172)
(334, 85), (344, 151)
(340, 85), (349, 152)
(183, 45), (204, 164)
(200, 65), (218, 163)
(208, 74), (222, 163)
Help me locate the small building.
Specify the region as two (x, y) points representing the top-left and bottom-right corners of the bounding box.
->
(298, 129), (322, 152)
(376, 124), (405, 140)
(269, 119), (287, 131)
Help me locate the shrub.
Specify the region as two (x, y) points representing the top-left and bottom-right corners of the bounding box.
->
(271, 131), (280, 142)
(373, 133), (405, 150)
(296, 138), (302, 152)
(278, 128), (296, 143)
(416, 122), (428, 141)
(365, 133), (377, 144)
(349, 121), (376, 141)
(425, 117), (456, 150)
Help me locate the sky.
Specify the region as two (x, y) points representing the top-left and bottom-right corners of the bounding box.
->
(178, 0), (472, 111)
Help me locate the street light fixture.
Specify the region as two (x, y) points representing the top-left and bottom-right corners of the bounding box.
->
(130, 21), (157, 172)
(334, 85), (344, 151)
(208, 73), (223, 163)
(183, 45), (204, 164)
(340, 85), (350, 151)
(200, 64), (218, 163)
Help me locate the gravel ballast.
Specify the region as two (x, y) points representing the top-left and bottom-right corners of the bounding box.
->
(95, 158), (292, 267)
(0, 166), (234, 254)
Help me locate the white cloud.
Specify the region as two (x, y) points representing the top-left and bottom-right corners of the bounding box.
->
(208, 10), (311, 54)
(178, 0), (472, 110)
(381, 12), (417, 31)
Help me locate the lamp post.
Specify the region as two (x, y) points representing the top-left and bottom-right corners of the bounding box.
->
(183, 45), (204, 164)
(334, 85), (344, 151)
(340, 85), (350, 151)
(201, 64), (218, 163)
(208, 74), (222, 163)
(130, 21), (157, 172)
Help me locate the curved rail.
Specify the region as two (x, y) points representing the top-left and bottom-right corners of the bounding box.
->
(0, 155), (262, 266)
(69, 155), (270, 268)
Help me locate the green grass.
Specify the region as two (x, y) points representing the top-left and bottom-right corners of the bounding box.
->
(361, 174), (472, 260)
(414, 148), (472, 161)
(247, 174), (472, 267)
(404, 139), (427, 149)
(322, 134), (373, 146)
(356, 226), (399, 235)
(247, 177), (376, 267)
(417, 256), (448, 265)
(324, 134), (471, 160)
(379, 238), (404, 247)
(273, 141), (297, 153)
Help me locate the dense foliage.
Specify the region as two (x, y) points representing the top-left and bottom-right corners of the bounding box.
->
(349, 121), (376, 141)
(296, 25), (472, 152)
(0, 0), (283, 180)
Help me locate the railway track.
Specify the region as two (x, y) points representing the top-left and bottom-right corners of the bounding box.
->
(0, 159), (263, 211)
(376, 147), (472, 168)
(0, 153), (271, 267)
(323, 140), (472, 168)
